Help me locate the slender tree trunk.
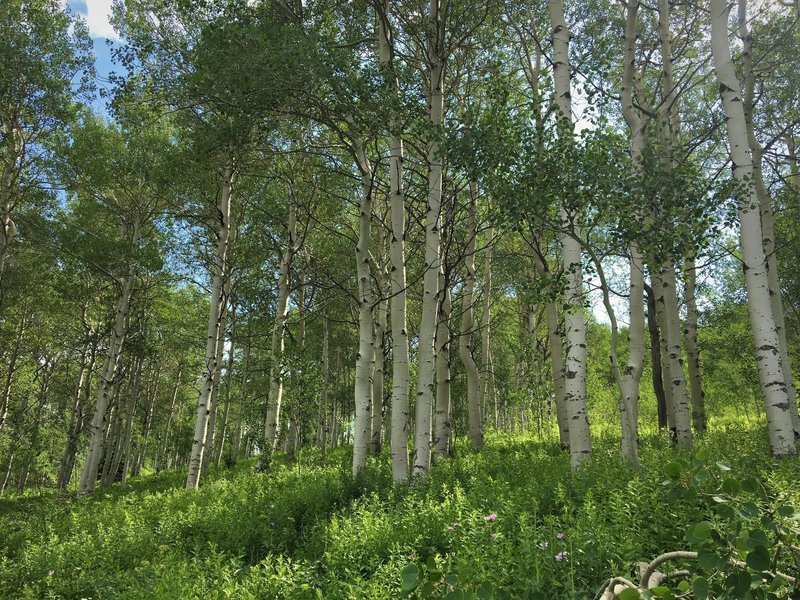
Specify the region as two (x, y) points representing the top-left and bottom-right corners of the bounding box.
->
(377, 0), (411, 484)
(58, 341), (94, 489)
(133, 362), (159, 477)
(0, 312), (26, 436)
(656, 0), (693, 449)
(371, 232), (388, 454)
(286, 271), (306, 463)
(118, 357), (144, 486)
(460, 186), (483, 450)
(532, 252), (569, 448)
(549, 0), (591, 468)
(433, 268), (452, 459)
(710, 0), (796, 456)
(157, 365), (181, 473)
(202, 312), (226, 476)
(684, 258), (707, 431)
(187, 161), (235, 490)
(413, 0), (446, 478)
(318, 313), (330, 450)
(479, 226), (494, 425)
(259, 192), (297, 469)
(352, 142), (375, 478)
(645, 283), (668, 429)
(230, 343), (250, 466)
(79, 219), (141, 494)
(214, 306), (236, 469)
(737, 0), (799, 437)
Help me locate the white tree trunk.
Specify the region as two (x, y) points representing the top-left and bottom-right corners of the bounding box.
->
(710, 0), (796, 456)
(479, 226), (493, 424)
(202, 312), (226, 476)
(433, 268), (452, 459)
(186, 162), (235, 490)
(377, 0), (411, 484)
(371, 227), (389, 454)
(413, 0), (445, 478)
(79, 219), (141, 494)
(549, 0), (592, 468)
(737, 0), (799, 436)
(684, 259), (706, 431)
(352, 142), (375, 478)
(656, 0), (693, 449)
(318, 312), (330, 449)
(662, 265), (693, 447)
(259, 194), (297, 469)
(460, 186), (483, 450)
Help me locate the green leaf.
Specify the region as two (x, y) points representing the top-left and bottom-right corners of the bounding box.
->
(617, 588), (642, 600)
(664, 462), (682, 479)
(698, 548), (726, 571)
(722, 477), (741, 495)
(692, 576), (709, 600)
(476, 583), (494, 599)
(745, 545), (770, 572)
(695, 448), (710, 462)
(650, 585), (673, 598)
(677, 580), (690, 592)
(725, 570), (750, 596)
(741, 477), (759, 494)
(400, 564), (420, 594)
(746, 529), (769, 550)
(687, 521), (713, 545)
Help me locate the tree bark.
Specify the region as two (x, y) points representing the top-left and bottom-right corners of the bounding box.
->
(352, 141), (375, 478)
(549, 0), (592, 468)
(710, 0), (796, 456)
(377, 0), (411, 484)
(371, 228), (389, 454)
(318, 312), (330, 450)
(737, 0), (799, 437)
(433, 266), (452, 460)
(259, 191), (297, 469)
(214, 305), (236, 469)
(413, 0), (446, 478)
(79, 218), (141, 494)
(460, 185), (483, 450)
(186, 161), (235, 490)
(202, 311), (226, 476)
(684, 258), (707, 431)
(479, 226), (494, 427)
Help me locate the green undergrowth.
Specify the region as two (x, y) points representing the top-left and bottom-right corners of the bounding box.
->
(1, 425), (798, 599)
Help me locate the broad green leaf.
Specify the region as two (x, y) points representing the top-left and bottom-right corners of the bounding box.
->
(745, 545), (770, 571)
(692, 576), (709, 600)
(664, 462), (682, 479)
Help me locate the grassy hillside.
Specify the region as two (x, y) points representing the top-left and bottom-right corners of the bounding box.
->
(1, 426), (798, 599)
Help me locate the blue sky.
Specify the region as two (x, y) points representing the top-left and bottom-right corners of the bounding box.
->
(65, 0), (118, 108)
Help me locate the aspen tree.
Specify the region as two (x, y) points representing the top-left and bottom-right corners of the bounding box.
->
(186, 161), (235, 490)
(352, 140), (375, 478)
(414, 0), (447, 478)
(656, 0), (692, 449)
(80, 218), (141, 494)
(710, 0), (796, 456)
(737, 0), (799, 436)
(548, 0), (591, 467)
(460, 185), (483, 450)
(377, 0), (410, 483)
(258, 191), (298, 469)
(684, 258), (706, 431)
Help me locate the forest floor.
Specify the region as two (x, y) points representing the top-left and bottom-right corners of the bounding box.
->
(1, 424), (799, 599)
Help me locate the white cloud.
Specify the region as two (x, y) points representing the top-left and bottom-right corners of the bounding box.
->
(83, 0), (120, 41)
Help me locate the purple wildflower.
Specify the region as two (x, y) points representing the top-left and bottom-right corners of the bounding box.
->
(555, 551), (568, 561)
(484, 513), (497, 522)
(556, 532), (565, 540)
